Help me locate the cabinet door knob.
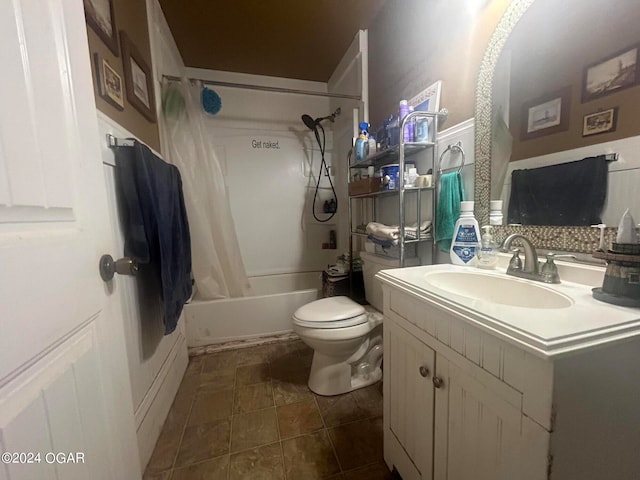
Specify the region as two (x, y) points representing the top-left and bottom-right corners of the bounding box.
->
(419, 366), (429, 378)
(432, 376), (444, 389)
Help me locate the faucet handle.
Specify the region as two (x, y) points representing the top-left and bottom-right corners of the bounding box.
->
(508, 248), (522, 272)
(541, 253), (576, 283)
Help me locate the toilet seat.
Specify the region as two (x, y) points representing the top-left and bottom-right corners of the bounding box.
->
(293, 296), (367, 329)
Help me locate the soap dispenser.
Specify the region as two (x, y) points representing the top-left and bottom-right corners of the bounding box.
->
(477, 225), (498, 269)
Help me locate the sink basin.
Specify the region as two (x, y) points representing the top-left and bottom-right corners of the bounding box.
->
(423, 271), (573, 309)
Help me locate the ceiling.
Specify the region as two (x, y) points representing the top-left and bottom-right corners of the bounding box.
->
(158, 0), (388, 82)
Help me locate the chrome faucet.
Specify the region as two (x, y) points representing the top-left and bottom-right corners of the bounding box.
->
(501, 234), (576, 283)
(502, 234), (540, 278)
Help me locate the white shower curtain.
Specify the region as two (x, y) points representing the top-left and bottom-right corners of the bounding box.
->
(161, 79), (252, 299)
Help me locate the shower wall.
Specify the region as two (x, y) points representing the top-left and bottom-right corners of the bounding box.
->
(187, 68), (340, 276)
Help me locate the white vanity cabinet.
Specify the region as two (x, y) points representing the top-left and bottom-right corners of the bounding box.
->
(381, 280), (640, 480)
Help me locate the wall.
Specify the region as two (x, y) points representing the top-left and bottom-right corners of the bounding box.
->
(368, 0), (510, 129)
(506, 0), (640, 161)
(86, 0), (161, 151)
(188, 68), (336, 277)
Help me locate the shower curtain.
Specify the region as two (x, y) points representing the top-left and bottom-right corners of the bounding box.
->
(160, 79), (251, 299)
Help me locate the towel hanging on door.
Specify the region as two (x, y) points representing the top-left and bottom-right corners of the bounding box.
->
(114, 141), (193, 335)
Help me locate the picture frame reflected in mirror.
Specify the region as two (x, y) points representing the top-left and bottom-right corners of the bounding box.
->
(582, 44), (640, 103)
(520, 86), (571, 141)
(582, 107), (618, 137)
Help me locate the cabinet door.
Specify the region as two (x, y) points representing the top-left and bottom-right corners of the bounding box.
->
(384, 320), (435, 479)
(433, 357), (525, 480)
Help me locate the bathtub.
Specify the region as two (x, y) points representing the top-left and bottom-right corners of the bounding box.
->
(183, 271), (322, 347)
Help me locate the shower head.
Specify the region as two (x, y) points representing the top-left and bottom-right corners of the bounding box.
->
(301, 114), (317, 131)
(301, 108), (342, 130)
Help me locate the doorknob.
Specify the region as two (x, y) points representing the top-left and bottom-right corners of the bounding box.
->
(419, 366), (429, 378)
(432, 376), (444, 389)
(99, 254), (139, 281)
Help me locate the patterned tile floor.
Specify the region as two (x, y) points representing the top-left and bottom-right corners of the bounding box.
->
(143, 340), (392, 480)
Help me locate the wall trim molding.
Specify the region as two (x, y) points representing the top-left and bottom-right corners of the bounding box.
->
(135, 332), (188, 468)
(438, 117), (475, 141)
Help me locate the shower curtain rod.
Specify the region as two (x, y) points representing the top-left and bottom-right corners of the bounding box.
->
(162, 74), (361, 100)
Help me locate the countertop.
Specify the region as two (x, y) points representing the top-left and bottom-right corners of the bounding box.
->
(376, 260), (640, 358)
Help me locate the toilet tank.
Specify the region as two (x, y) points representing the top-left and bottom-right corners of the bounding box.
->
(360, 251), (420, 311)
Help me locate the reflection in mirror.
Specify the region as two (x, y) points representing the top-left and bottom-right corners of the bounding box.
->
(490, 0), (640, 227)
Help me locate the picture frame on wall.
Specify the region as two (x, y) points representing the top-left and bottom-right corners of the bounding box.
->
(520, 87), (571, 141)
(120, 31), (157, 123)
(93, 53), (124, 110)
(408, 80), (442, 112)
(582, 107), (618, 137)
(83, 0), (119, 56)
(582, 44), (639, 102)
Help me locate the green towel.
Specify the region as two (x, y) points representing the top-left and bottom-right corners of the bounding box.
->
(435, 172), (465, 252)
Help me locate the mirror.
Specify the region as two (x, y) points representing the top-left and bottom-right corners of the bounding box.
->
(474, 0), (640, 250)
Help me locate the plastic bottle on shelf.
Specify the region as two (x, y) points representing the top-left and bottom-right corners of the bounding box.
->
(368, 133), (377, 156)
(477, 225), (498, 269)
(450, 201), (480, 266)
(399, 100), (411, 143)
(354, 122), (369, 162)
(415, 115), (430, 142)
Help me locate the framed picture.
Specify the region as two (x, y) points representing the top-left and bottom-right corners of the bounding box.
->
(120, 32), (157, 122)
(582, 44), (639, 102)
(93, 53), (124, 110)
(408, 80), (442, 112)
(582, 107), (618, 137)
(520, 87), (571, 141)
(83, 0), (119, 56)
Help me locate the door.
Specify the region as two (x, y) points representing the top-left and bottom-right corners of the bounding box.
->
(383, 320), (435, 480)
(433, 357), (524, 480)
(0, 0), (139, 478)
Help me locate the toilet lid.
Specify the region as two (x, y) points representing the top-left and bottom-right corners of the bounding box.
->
(293, 296), (368, 329)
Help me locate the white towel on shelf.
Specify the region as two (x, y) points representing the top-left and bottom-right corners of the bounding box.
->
(366, 220), (432, 241)
(404, 220), (432, 239)
(366, 222), (399, 241)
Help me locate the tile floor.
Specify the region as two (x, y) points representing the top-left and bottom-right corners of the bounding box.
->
(143, 340), (392, 480)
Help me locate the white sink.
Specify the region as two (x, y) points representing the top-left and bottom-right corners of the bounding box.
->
(376, 263), (640, 357)
(423, 271), (573, 309)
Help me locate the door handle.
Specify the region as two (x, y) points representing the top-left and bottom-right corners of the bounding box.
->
(419, 366), (430, 378)
(432, 376), (444, 389)
(99, 254), (139, 281)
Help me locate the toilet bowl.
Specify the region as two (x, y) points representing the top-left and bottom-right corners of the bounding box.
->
(292, 296), (383, 396)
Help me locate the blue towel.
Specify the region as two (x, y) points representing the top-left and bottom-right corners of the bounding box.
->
(435, 172), (465, 252)
(115, 141), (193, 335)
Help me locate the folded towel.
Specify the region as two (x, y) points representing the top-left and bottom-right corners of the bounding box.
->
(435, 172), (465, 252)
(366, 222), (399, 241)
(367, 235), (398, 247)
(404, 220), (432, 239)
(366, 220), (432, 242)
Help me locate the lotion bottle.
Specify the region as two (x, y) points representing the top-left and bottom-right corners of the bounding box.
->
(450, 201), (480, 266)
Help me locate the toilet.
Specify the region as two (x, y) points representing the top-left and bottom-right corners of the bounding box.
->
(292, 296), (383, 396)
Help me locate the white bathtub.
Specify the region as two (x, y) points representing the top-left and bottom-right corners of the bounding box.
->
(184, 272), (322, 347)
